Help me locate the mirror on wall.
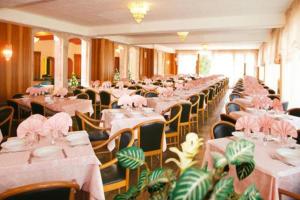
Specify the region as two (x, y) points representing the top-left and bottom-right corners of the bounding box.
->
(68, 38), (82, 82)
(33, 31), (55, 84)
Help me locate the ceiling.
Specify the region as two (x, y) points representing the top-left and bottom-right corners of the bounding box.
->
(0, 0), (294, 50)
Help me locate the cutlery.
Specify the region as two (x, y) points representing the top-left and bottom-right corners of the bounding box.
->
(62, 149), (67, 158)
(270, 154), (295, 167)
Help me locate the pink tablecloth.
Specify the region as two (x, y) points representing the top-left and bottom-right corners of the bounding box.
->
(0, 131), (104, 200)
(147, 97), (189, 114)
(233, 98), (254, 108)
(101, 109), (166, 151)
(86, 88), (136, 101)
(13, 96), (94, 117)
(203, 137), (300, 200)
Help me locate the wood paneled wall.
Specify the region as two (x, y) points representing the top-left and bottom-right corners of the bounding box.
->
(0, 22), (32, 102)
(91, 39), (115, 81)
(164, 53), (177, 75)
(139, 48), (154, 79)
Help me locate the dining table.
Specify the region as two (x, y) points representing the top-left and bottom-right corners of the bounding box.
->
(85, 87), (136, 101)
(203, 136), (300, 200)
(11, 95), (94, 117)
(101, 108), (166, 151)
(0, 131), (105, 200)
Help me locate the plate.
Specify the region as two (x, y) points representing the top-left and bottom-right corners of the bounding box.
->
(33, 146), (61, 158)
(1, 139), (26, 152)
(68, 96), (77, 100)
(276, 148), (300, 160)
(232, 131), (245, 138)
(65, 132), (88, 142)
(142, 108), (154, 113)
(69, 139), (90, 147)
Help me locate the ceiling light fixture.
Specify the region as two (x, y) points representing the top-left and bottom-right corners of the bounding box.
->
(2, 44), (13, 61)
(177, 32), (189, 42)
(128, 1), (150, 24)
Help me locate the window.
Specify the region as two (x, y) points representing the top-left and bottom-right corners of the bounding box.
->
(177, 54), (197, 75)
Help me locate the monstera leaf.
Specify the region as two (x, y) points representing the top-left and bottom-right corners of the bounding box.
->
(150, 190), (168, 200)
(236, 161), (255, 180)
(116, 146), (145, 170)
(239, 184), (262, 200)
(211, 177), (234, 200)
(211, 152), (228, 169)
(138, 169), (149, 191)
(114, 186), (139, 200)
(225, 139), (255, 165)
(171, 167), (212, 200)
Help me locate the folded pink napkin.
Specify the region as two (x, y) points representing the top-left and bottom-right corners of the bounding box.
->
(43, 112), (72, 138)
(26, 87), (48, 96)
(258, 115), (274, 134)
(116, 81), (124, 89)
(102, 81), (112, 88)
(17, 114), (47, 139)
(251, 96), (262, 109)
(55, 88), (68, 97)
(272, 99), (283, 112)
(144, 79), (152, 85)
(271, 120), (297, 137)
(158, 87), (174, 97)
(235, 116), (260, 135)
(118, 94), (133, 107)
(131, 95), (147, 108)
(92, 80), (100, 87)
(175, 83), (184, 90)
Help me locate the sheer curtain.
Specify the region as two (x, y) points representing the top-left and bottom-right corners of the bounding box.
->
(177, 53), (197, 75)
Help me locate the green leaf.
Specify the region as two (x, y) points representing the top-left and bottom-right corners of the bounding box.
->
(225, 139), (255, 165)
(211, 152), (228, 169)
(137, 169), (149, 191)
(211, 177), (234, 200)
(239, 184), (262, 200)
(171, 167), (212, 200)
(114, 186), (139, 200)
(150, 190), (168, 200)
(116, 146), (145, 170)
(236, 161), (255, 180)
(148, 168), (169, 186)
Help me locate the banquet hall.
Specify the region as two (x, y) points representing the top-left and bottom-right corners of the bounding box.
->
(1, 0), (300, 199)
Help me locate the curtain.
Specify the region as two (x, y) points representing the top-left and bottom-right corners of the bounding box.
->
(0, 22), (32, 102)
(177, 53), (197, 75)
(139, 48), (154, 79)
(128, 46), (139, 80)
(91, 39), (115, 81)
(164, 53), (177, 75)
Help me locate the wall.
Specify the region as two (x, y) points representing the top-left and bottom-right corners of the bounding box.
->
(0, 21), (32, 102)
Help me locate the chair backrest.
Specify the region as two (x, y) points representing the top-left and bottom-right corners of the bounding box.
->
(180, 102), (192, 123)
(136, 120), (165, 153)
(225, 102), (244, 114)
(99, 91), (111, 106)
(30, 102), (45, 115)
(75, 111), (84, 131)
(6, 100), (19, 120)
(73, 89), (82, 96)
(267, 94), (280, 100)
(287, 108), (300, 117)
(127, 86), (137, 90)
(208, 87), (214, 100)
(268, 89), (276, 94)
(220, 113), (237, 124)
(188, 94), (199, 114)
(0, 181), (79, 200)
(229, 93), (241, 101)
(110, 100), (121, 109)
(0, 106), (14, 137)
(85, 90), (96, 104)
(211, 121), (235, 139)
(12, 94), (24, 99)
(76, 93), (89, 100)
(198, 93), (205, 109)
(144, 92), (158, 98)
(168, 104), (182, 132)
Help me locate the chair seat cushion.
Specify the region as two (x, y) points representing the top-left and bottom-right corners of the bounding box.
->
(101, 164), (126, 185)
(87, 130), (109, 141)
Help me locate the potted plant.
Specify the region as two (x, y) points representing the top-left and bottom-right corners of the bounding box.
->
(114, 133), (262, 200)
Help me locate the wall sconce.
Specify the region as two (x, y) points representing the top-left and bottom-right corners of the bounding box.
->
(2, 44), (13, 61)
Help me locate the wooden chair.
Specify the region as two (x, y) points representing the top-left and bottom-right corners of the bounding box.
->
(278, 188), (300, 200)
(178, 102), (192, 139)
(163, 104), (182, 147)
(0, 181), (79, 200)
(287, 108), (300, 117)
(0, 106), (14, 139)
(85, 89), (100, 119)
(211, 121), (235, 139)
(225, 102), (245, 115)
(30, 102), (45, 116)
(229, 93), (242, 101)
(93, 128), (134, 193)
(202, 89), (209, 119)
(76, 93), (89, 100)
(133, 120), (165, 169)
(220, 113), (237, 124)
(99, 91), (111, 111)
(267, 94), (280, 100)
(109, 100), (121, 109)
(73, 89), (82, 96)
(75, 111), (109, 147)
(144, 91), (159, 98)
(188, 94), (199, 132)
(197, 93), (206, 124)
